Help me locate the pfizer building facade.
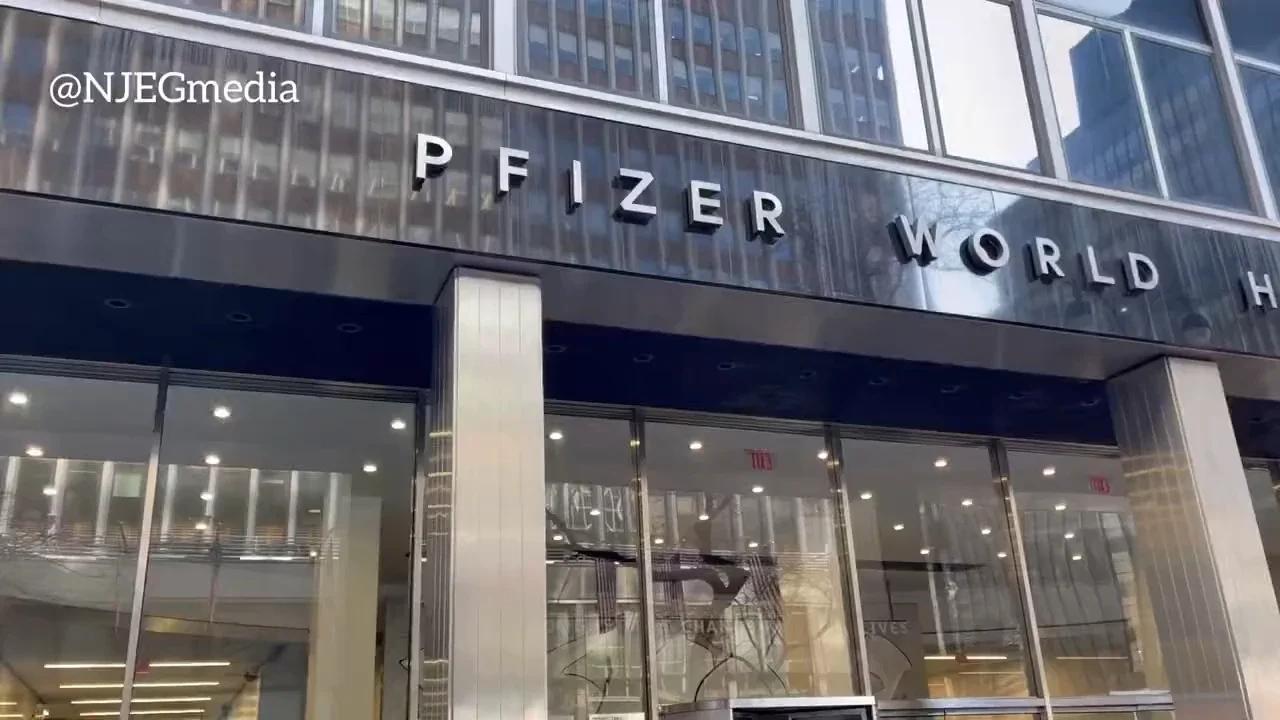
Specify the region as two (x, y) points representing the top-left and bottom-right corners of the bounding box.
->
(1, 1), (1280, 719)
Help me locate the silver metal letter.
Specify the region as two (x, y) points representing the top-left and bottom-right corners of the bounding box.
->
(1245, 271), (1277, 309)
(1032, 237), (1065, 280)
(1083, 246), (1117, 287)
(687, 181), (724, 230)
(413, 134), (453, 190)
(567, 160), (583, 212)
(497, 147), (529, 195)
(890, 214), (939, 265)
(750, 191), (785, 243)
(962, 228), (1010, 272)
(616, 168), (657, 223)
(1124, 252), (1160, 293)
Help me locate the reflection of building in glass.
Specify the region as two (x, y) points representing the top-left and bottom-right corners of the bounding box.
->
(809, 0), (907, 146)
(523, 0), (657, 97)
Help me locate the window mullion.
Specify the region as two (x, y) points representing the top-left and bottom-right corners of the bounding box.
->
(493, 0), (517, 71)
(905, 0), (944, 155)
(1198, 0), (1278, 219)
(1011, 0), (1069, 178)
(787, 0), (822, 132)
(1125, 29), (1173, 199)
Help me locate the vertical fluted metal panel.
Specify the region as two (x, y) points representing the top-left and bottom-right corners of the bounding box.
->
(1107, 357), (1280, 720)
(424, 268), (547, 720)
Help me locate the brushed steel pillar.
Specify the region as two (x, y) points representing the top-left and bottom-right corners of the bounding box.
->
(420, 268), (546, 720)
(1108, 357), (1280, 720)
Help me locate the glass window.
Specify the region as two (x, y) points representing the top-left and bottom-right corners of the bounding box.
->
(646, 423), (854, 703)
(665, 0), (796, 126)
(148, 0), (306, 27)
(132, 387), (416, 720)
(807, 0), (929, 150)
(544, 415), (645, 717)
(0, 373), (156, 720)
(1039, 15), (1159, 195)
(1244, 465), (1280, 609)
(1241, 65), (1280, 211)
(330, 0), (489, 66)
(523, 0), (656, 96)
(1057, 713), (1173, 720)
(842, 439), (1033, 701)
(1008, 451), (1169, 699)
(1134, 39), (1250, 210)
(1222, 0), (1280, 64)
(1039, 0), (1206, 43)
(922, 0), (1040, 169)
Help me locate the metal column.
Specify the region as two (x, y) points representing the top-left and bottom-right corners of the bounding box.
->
(1108, 357), (1280, 719)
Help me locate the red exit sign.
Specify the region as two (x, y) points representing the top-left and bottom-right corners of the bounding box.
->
(746, 449), (774, 471)
(1090, 475), (1112, 495)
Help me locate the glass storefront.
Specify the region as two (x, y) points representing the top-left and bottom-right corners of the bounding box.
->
(0, 362), (1189, 719)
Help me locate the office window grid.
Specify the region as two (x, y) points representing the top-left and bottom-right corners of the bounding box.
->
(665, 0), (795, 125)
(125, 0), (1280, 218)
(521, 0), (657, 97)
(329, 0), (489, 65)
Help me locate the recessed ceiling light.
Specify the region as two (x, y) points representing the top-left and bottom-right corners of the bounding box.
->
(1054, 502), (1068, 512)
(1042, 466), (1057, 477)
(817, 450), (829, 460)
(961, 498), (974, 507)
(199, 491), (213, 501)
(41, 486), (56, 496)
(147, 661), (230, 668)
(390, 418), (407, 431)
(747, 541), (759, 549)
(212, 406), (231, 420)
(363, 463), (378, 474)
(194, 522), (208, 531)
(919, 548), (931, 556)
(892, 523), (905, 531)
(997, 551), (1009, 559)
(307, 508), (321, 514)
(545, 559), (556, 565)
(309, 550), (318, 558)
(1072, 554), (1084, 561)
(689, 440), (703, 451)
(1064, 532), (1076, 540)
(698, 513), (711, 521)
(204, 454), (220, 466)
(751, 485), (764, 494)
(981, 527), (992, 536)
(934, 457), (949, 468)
(552, 534), (564, 542)
(25, 445), (44, 458)
(43, 663), (128, 670)
(7, 391), (28, 406)
(588, 508), (601, 516)
(654, 538), (665, 545)
(859, 491), (873, 500)
(548, 430), (564, 441)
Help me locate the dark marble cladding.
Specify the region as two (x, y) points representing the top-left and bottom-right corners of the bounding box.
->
(4, 8), (1280, 355)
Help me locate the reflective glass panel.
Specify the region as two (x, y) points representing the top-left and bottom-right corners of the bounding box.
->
(523, 0), (657, 97)
(844, 440), (1034, 696)
(1039, 15), (1159, 194)
(133, 387), (415, 720)
(148, 0), (306, 27)
(1244, 465), (1280, 608)
(545, 415), (645, 716)
(666, 0), (796, 125)
(1057, 713), (1173, 720)
(1040, 0), (1206, 43)
(0, 374), (155, 720)
(807, 0), (929, 150)
(1241, 65), (1280, 212)
(1008, 451), (1169, 699)
(922, 0), (1040, 169)
(330, 0), (489, 65)
(1223, 0), (1280, 64)
(1135, 39), (1250, 210)
(842, 439), (1032, 701)
(646, 423), (854, 702)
